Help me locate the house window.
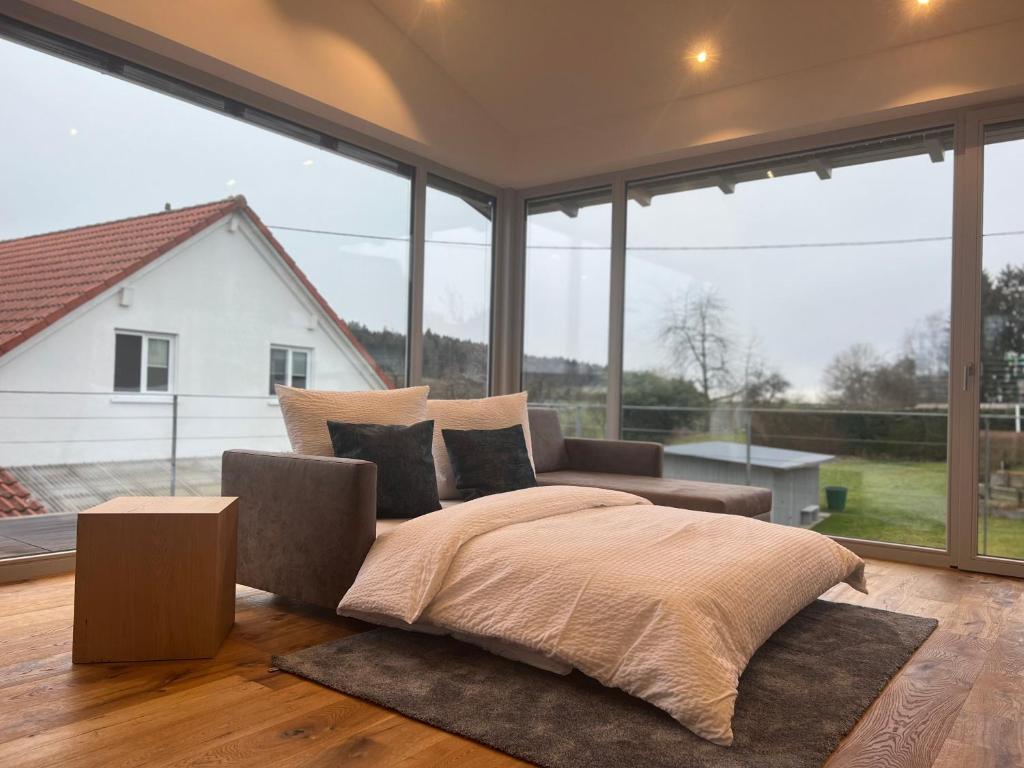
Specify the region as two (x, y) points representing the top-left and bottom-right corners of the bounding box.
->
(114, 332), (173, 393)
(270, 346), (311, 394)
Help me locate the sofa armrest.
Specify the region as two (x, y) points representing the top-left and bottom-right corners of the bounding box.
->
(222, 449), (377, 611)
(563, 438), (663, 478)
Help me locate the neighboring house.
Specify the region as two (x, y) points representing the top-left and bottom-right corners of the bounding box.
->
(0, 197), (389, 481)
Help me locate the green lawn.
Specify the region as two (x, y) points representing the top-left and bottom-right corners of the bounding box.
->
(811, 457), (1024, 559)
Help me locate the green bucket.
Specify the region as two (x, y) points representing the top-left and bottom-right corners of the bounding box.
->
(825, 486), (848, 512)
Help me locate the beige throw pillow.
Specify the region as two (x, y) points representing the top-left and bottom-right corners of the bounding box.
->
(427, 392), (533, 500)
(276, 384), (430, 456)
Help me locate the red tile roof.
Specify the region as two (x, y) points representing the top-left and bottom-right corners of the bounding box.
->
(0, 468), (46, 517)
(0, 197), (393, 387)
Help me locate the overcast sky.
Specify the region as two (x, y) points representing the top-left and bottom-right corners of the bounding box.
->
(2, 37), (1022, 401)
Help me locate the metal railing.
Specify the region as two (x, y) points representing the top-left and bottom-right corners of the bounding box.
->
(1, 390), (1022, 559)
(532, 399), (1024, 557)
(0, 390), (294, 515)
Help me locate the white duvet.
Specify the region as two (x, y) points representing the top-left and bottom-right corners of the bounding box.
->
(338, 485), (866, 746)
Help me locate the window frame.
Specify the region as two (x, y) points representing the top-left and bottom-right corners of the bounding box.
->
(114, 330), (175, 394)
(269, 345), (313, 395)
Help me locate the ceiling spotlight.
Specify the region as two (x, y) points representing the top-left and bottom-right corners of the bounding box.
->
(766, 169), (775, 179)
(302, 159), (314, 167)
(917, 0), (929, 5)
(687, 46), (715, 68)
(68, 127), (78, 136)
(226, 179), (237, 187)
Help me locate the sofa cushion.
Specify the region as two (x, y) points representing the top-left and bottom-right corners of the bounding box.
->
(328, 419), (440, 519)
(536, 470), (772, 518)
(276, 384), (429, 457)
(427, 392), (533, 500)
(527, 408), (569, 473)
(442, 424), (538, 500)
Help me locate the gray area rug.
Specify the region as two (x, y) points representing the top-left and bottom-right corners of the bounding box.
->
(273, 600), (937, 768)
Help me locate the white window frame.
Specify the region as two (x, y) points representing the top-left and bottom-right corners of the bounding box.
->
(114, 330), (175, 394)
(270, 345), (313, 394)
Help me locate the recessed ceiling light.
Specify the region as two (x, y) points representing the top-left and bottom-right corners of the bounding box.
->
(917, 0), (929, 5)
(766, 169), (775, 179)
(68, 127), (78, 136)
(687, 46), (715, 68)
(302, 159), (314, 167)
(226, 179), (237, 187)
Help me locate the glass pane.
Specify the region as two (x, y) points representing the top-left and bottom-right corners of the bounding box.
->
(423, 177), (493, 398)
(145, 337), (170, 392)
(146, 367), (169, 392)
(0, 33), (412, 560)
(147, 337), (169, 367)
(269, 348), (288, 395)
(291, 350), (308, 389)
(113, 334), (142, 392)
(624, 130), (953, 545)
(524, 188), (612, 437)
(978, 118), (1024, 561)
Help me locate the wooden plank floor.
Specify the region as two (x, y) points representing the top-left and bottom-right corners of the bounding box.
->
(0, 560), (1021, 767)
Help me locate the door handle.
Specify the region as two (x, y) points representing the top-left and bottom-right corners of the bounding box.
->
(963, 362), (975, 391)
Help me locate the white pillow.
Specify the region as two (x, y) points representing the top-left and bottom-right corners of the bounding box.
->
(276, 384), (430, 456)
(427, 392), (533, 500)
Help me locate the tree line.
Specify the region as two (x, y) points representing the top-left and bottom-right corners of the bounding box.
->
(349, 266), (1024, 442)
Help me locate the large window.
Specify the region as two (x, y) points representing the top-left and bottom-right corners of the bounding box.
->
(523, 188), (613, 437)
(0, 25), (419, 560)
(0, 31), (412, 402)
(623, 130), (954, 547)
(423, 176), (494, 398)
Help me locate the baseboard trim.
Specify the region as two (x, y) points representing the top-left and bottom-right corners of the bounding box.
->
(0, 551), (76, 585)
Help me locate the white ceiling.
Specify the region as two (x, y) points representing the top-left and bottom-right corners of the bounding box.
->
(370, 0), (1024, 138)
(19, 0), (1024, 188)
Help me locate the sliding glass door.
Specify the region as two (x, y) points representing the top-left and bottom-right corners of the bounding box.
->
(622, 130), (955, 549)
(516, 106), (1024, 570)
(954, 109), (1024, 577)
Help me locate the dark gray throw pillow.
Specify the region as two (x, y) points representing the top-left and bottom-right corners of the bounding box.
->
(327, 419), (440, 519)
(441, 424), (538, 500)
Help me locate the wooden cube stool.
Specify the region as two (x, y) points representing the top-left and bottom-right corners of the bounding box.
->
(72, 496), (238, 663)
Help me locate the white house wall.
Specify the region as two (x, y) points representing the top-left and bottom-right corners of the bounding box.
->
(0, 214), (383, 466)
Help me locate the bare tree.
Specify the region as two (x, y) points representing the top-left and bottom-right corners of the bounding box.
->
(737, 337), (790, 406)
(903, 311), (949, 379)
(823, 343), (880, 408)
(902, 311), (949, 405)
(661, 286), (733, 403)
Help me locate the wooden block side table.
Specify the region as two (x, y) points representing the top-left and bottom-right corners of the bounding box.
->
(72, 496), (238, 663)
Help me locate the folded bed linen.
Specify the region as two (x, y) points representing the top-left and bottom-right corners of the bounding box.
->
(339, 485), (866, 746)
